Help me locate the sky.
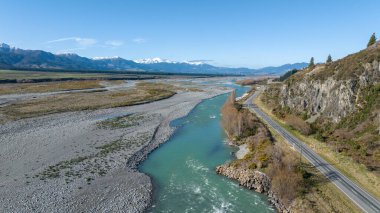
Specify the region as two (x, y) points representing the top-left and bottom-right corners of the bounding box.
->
(1, 0), (379, 68)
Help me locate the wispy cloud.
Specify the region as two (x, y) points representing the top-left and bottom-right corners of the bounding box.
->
(105, 40), (124, 48)
(132, 38), (146, 44)
(47, 37), (97, 47)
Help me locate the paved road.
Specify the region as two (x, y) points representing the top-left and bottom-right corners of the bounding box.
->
(244, 90), (380, 213)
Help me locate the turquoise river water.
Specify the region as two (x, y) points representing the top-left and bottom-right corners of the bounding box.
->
(140, 84), (274, 213)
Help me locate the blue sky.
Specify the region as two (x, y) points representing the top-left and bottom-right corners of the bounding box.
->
(1, 0), (379, 68)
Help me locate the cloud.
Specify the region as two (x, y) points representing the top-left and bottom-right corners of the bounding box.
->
(132, 38), (146, 44)
(105, 40), (124, 48)
(47, 37), (97, 47)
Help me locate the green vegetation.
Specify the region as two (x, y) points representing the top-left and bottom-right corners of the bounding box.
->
(326, 54), (332, 63)
(36, 156), (90, 180)
(278, 69), (298, 81)
(367, 33), (377, 47)
(97, 114), (143, 129)
(254, 96), (362, 212)
(95, 139), (125, 156)
(338, 83), (380, 129)
(308, 57), (315, 68)
(261, 82), (380, 171)
(303, 44), (380, 81)
(258, 89), (380, 200)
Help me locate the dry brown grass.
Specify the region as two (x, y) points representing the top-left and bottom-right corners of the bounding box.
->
(0, 82), (176, 120)
(266, 143), (304, 206)
(0, 80), (105, 95)
(285, 115), (312, 135)
(236, 78), (268, 86)
(0, 70), (113, 80)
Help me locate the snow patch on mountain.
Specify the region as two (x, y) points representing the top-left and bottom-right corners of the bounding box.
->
(133, 57), (174, 64)
(133, 58), (207, 65)
(184, 60), (207, 65)
(92, 56), (121, 60)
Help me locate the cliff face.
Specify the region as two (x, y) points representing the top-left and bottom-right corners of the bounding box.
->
(278, 43), (380, 123)
(263, 42), (380, 170)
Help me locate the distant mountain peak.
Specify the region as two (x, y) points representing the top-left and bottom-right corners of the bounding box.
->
(57, 53), (79, 57)
(133, 58), (209, 65)
(92, 56), (121, 60)
(184, 60), (206, 65)
(133, 57), (174, 64)
(0, 43), (11, 51)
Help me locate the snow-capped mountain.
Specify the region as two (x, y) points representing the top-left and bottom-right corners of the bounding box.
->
(0, 42), (308, 75)
(92, 56), (121, 60)
(133, 58), (206, 65)
(133, 57), (174, 64)
(184, 60), (207, 65)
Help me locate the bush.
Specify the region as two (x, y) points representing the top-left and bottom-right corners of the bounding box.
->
(267, 144), (304, 205)
(221, 91), (258, 139)
(285, 115), (312, 135)
(279, 69), (298, 81)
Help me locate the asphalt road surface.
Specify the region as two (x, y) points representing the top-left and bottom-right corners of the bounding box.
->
(244, 89), (380, 213)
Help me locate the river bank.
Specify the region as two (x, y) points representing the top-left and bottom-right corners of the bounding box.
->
(140, 84), (274, 212)
(216, 86), (362, 213)
(0, 79), (231, 212)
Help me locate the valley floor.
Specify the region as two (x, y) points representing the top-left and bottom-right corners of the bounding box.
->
(0, 78), (230, 212)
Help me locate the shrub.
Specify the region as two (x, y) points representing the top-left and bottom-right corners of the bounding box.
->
(221, 91), (258, 139)
(285, 115), (312, 135)
(267, 144), (304, 205)
(279, 69), (298, 81)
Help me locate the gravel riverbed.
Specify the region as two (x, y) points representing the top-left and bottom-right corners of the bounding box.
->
(0, 83), (231, 212)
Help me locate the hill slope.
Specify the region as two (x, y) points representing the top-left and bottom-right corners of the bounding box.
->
(262, 41), (380, 170)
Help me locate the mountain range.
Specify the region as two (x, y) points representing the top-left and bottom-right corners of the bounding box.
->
(0, 43), (307, 75)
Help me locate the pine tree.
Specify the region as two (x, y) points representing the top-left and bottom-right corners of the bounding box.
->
(367, 33), (377, 47)
(309, 57), (315, 68)
(326, 54), (332, 63)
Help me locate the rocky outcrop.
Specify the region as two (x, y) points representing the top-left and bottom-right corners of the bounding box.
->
(278, 57), (380, 123)
(216, 165), (291, 213)
(216, 165), (271, 193)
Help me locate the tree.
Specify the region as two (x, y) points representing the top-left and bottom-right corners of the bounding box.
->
(326, 54), (332, 63)
(279, 69), (298, 81)
(367, 33), (376, 47)
(308, 57), (315, 68)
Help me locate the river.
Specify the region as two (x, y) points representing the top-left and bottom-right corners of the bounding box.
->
(140, 83), (274, 212)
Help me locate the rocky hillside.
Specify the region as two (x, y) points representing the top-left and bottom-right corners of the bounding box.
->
(276, 41), (380, 123)
(262, 41), (380, 170)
